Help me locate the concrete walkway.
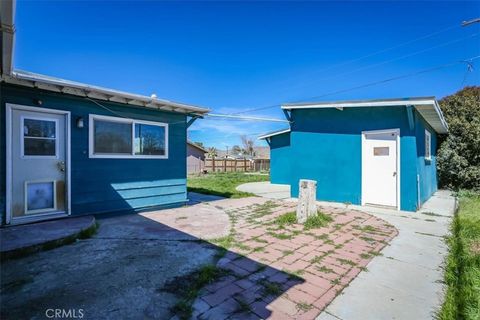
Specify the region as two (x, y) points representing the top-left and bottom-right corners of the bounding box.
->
(316, 190), (456, 320)
(236, 181), (291, 199)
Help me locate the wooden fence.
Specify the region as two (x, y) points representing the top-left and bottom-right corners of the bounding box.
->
(204, 158), (270, 173)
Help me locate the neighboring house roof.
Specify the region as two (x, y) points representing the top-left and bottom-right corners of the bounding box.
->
(187, 141), (208, 153)
(0, 0), (209, 116)
(258, 128), (291, 140)
(282, 97), (448, 134)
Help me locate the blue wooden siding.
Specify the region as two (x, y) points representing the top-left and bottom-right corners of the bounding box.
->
(1, 83), (189, 221)
(269, 106), (434, 211)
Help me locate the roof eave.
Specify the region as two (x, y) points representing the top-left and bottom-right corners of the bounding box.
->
(3, 70), (210, 116)
(258, 128), (291, 140)
(281, 97), (448, 134)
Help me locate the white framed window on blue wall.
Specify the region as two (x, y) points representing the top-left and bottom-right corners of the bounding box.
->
(425, 129), (431, 161)
(88, 114), (168, 159)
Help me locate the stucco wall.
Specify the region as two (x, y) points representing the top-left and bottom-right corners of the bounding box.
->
(1, 83), (188, 222)
(414, 110), (439, 205)
(269, 132), (291, 184)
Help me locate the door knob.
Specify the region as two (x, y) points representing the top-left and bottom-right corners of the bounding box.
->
(393, 172), (397, 177)
(57, 161), (66, 172)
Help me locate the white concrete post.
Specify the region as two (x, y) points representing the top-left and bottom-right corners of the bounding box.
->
(297, 179), (317, 223)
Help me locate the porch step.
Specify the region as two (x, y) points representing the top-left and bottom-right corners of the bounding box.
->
(0, 215), (96, 260)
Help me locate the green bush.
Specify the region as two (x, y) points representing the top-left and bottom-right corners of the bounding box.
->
(437, 87), (480, 191)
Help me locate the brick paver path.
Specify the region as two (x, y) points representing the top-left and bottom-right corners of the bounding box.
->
(192, 200), (398, 319)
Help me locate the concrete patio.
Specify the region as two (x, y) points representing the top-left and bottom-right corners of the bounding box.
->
(236, 181), (290, 199)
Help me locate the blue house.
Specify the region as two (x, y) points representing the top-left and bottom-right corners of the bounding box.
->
(0, 2), (209, 225)
(260, 98), (448, 212)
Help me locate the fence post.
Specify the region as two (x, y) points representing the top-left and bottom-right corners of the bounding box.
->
(223, 159), (227, 172)
(234, 159), (237, 172)
(244, 158), (247, 172)
(212, 158), (216, 172)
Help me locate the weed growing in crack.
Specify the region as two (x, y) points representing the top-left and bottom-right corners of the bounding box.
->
(296, 302), (313, 312)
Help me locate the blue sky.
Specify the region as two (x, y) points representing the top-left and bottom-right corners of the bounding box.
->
(14, 1), (480, 149)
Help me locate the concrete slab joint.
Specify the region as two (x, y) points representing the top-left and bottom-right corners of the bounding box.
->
(297, 179), (318, 223)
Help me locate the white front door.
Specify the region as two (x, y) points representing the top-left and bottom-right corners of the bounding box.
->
(362, 129), (399, 208)
(6, 104), (71, 224)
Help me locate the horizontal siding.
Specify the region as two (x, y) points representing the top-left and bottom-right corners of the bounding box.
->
(73, 181), (186, 204)
(74, 194), (187, 215)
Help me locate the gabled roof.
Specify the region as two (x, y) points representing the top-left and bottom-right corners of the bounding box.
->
(282, 97), (448, 134)
(187, 141), (208, 153)
(258, 128), (291, 140)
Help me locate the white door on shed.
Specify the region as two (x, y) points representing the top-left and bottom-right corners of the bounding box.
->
(362, 129), (399, 208)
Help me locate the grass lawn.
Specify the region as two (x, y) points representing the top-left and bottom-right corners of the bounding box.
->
(187, 172), (270, 198)
(439, 191), (480, 320)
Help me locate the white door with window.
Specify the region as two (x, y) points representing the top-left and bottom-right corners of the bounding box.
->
(362, 129), (399, 209)
(6, 104), (70, 224)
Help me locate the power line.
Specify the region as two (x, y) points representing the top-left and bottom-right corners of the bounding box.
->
(256, 22), (462, 93)
(296, 55), (480, 101)
(232, 32), (478, 115)
(205, 113), (289, 123)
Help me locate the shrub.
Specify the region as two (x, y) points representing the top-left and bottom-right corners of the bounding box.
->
(437, 87), (480, 190)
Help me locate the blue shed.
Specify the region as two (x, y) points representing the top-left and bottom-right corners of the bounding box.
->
(260, 98), (448, 212)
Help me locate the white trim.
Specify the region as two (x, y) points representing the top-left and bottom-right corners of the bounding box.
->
(3, 70), (210, 115)
(361, 128), (401, 210)
(6, 104), (12, 224)
(24, 180), (57, 214)
(88, 114), (169, 159)
(5, 103), (72, 225)
(425, 129), (432, 160)
(258, 128), (291, 140)
(20, 115), (59, 159)
(282, 99), (437, 110)
(281, 97), (448, 134)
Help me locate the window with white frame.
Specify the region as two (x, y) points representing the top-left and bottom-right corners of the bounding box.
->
(89, 114), (168, 158)
(425, 129), (431, 160)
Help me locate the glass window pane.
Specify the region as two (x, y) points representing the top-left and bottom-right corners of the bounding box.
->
(24, 138), (56, 156)
(26, 181), (55, 211)
(94, 120), (132, 154)
(134, 123), (166, 156)
(24, 118), (56, 138)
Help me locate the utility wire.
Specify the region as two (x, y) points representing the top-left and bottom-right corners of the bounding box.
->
(297, 55), (480, 101)
(253, 22), (462, 94)
(231, 27), (474, 115)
